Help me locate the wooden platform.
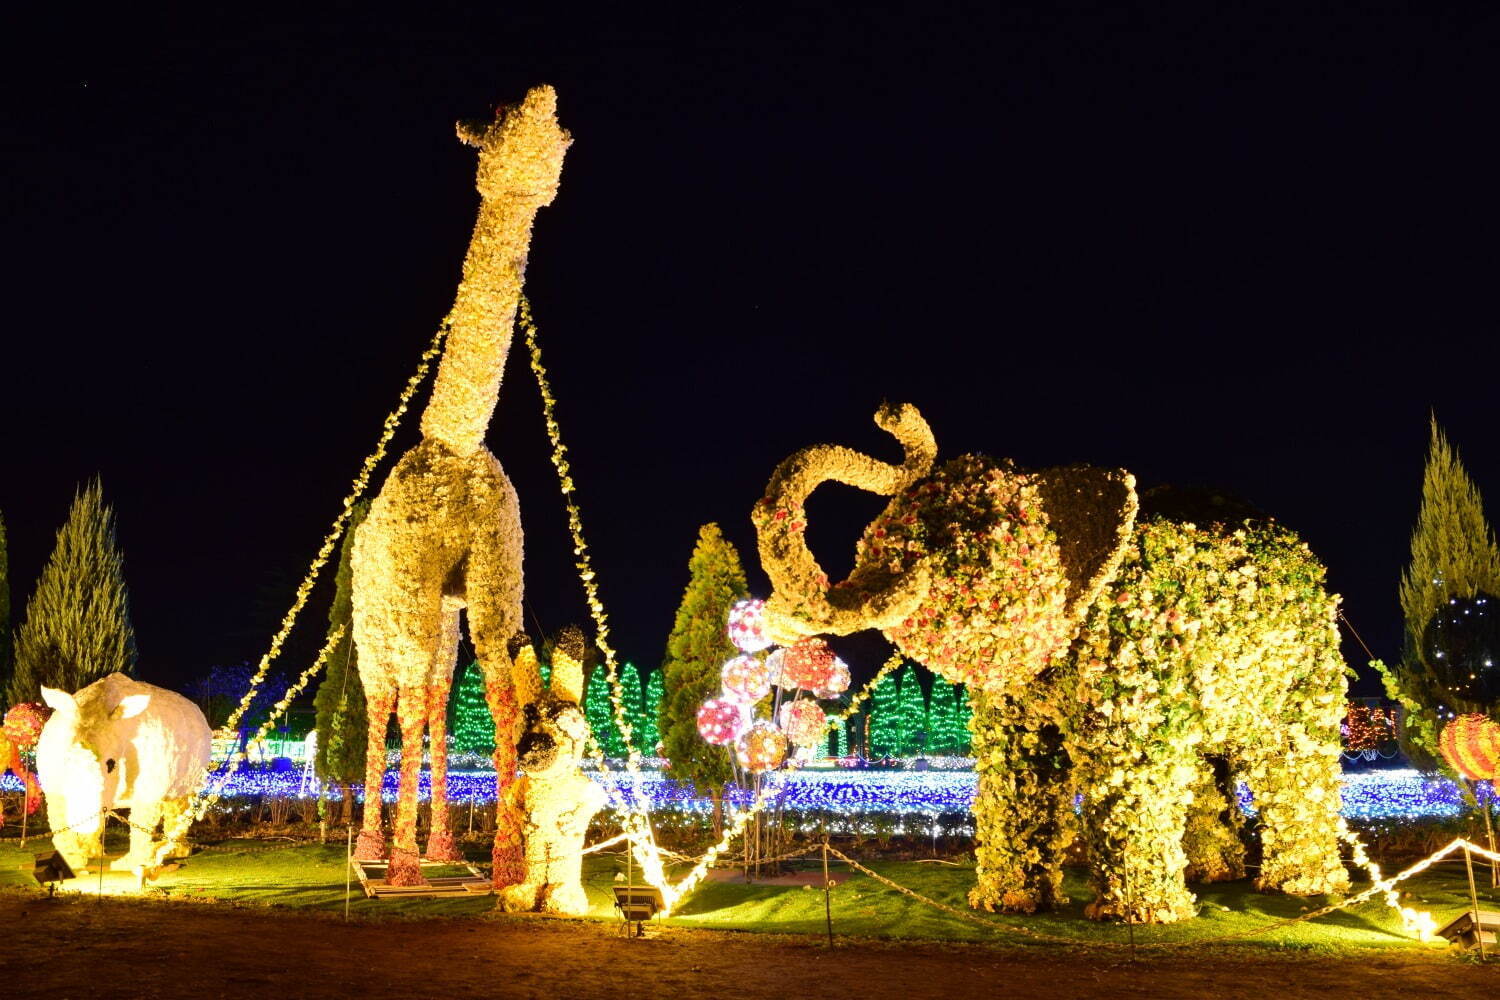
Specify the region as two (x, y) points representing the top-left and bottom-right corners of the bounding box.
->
(349, 856), (491, 899)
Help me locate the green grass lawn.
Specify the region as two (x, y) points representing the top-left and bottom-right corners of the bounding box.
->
(3, 831), (1495, 954)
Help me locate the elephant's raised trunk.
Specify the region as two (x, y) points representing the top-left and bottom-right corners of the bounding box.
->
(754, 402), (937, 644)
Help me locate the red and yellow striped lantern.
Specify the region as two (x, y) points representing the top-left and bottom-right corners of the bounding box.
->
(1437, 713), (1500, 781)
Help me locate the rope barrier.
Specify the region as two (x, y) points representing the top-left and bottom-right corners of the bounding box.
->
(821, 837), (1500, 950)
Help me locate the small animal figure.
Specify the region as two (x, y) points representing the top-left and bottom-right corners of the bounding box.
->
(498, 628), (606, 915)
(37, 673), (212, 875)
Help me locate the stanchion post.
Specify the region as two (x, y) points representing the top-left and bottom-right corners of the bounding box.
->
(344, 825), (354, 922)
(1123, 856), (1136, 962)
(20, 791), (28, 849)
(822, 834), (834, 949)
(1463, 842), (1487, 962)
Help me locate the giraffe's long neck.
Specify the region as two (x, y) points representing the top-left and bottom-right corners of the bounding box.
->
(419, 195), (547, 455)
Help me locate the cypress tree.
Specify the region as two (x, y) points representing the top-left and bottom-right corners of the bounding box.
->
(1384, 417), (1500, 771)
(448, 659), (495, 755)
(660, 523), (748, 831)
(894, 661), (928, 756)
(867, 668), (901, 758)
(0, 511), (10, 703)
(312, 500), (370, 819)
(639, 667), (664, 754)
(9, 480), (136, 704)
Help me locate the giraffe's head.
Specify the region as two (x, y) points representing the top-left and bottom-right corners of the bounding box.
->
(457, 84), (571, 207)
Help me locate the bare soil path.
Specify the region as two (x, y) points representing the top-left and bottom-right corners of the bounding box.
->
(2, 893), (1494, 1000)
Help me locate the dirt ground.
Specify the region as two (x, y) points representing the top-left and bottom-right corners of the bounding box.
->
(2, 892), (1495, 1000)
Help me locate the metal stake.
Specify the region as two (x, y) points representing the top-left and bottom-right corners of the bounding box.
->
(1123, 857), (1136, 962)
(1464, 843), (1487, 962)
(344, 825), (354, 922)
(822, 835), (834, 948)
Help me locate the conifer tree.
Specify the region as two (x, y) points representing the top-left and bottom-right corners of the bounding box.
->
(312, 501), (370, 819)
(639, 667), (664, 753)
(867, 668), (901, 758)
(894, 661), (928, 755)
(9, 481), (136, 705)
(1382, 417), (1500, 771)
(0, 511), (11, 703)
(448, 659), (495, 755)
(660, 523), (748, 831)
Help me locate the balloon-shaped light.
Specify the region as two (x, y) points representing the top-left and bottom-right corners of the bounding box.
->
(721, 654), (772, 703)
(735, 722), (789, 773)
(778, 700), (827, 748)
(727, 598), (772, 652)
(812, 657), (851, 700)
(697, 698), (748, 746)
(1438, 713), (1500, 781)
(782, 637), (837, 690)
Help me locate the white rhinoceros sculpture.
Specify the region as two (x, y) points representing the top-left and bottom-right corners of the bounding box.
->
(37, 672), (212, 874)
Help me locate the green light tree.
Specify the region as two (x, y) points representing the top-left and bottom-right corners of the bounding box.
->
(927, 679), (957, 753)
(618, 661), (644, 754)
(867, 668), (902, 758)
(894, 661), (928, 756)
(312, 500), (369, 822)
(448, 659), (495, 755)
(0, 511), (11, 704)
(954, 683), (972, 751)
(661, 523), (748, 833)
(639, 667), (664, 753)
(8, 480), (137, 705)
(827, 715), (848, 757)
(1381, 416), (1500, 773)
(583, 665), (626, 757)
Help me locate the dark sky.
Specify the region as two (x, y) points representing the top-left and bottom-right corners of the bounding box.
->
(4, 7), (1500, 697)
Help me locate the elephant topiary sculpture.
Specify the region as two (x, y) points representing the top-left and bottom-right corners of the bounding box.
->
(753, 403), (1349, 922)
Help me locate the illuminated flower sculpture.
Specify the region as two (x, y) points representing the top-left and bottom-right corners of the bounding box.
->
(753, 403), (1350, 923)
(349, 86), (571, 884)
(0, 703), (46, 825)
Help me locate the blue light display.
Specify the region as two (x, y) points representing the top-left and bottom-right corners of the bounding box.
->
(6, 767), (1487, 821)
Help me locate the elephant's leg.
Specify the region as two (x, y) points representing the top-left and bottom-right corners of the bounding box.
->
(966, 691), (1073, 914)
(424, 601), (464, 862)
(157, 796), (192, 864)
(113, 798), (161, 871)
(1078, 745), (1197, 923)
(1181, 754), (1246, 884)
(1240, 738), (1348, 896)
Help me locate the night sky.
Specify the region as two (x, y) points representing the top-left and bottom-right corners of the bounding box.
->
(4, 8), (1500, 698)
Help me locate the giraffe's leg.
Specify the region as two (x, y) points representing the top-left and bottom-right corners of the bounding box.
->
(424, 601), (464, 861)
(464, 461), (527, 887)
(387, 680), (433, 887)
(353, 680), (394, 861)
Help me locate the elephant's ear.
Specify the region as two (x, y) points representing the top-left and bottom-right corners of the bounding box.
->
(1033, 465), (1139, 632)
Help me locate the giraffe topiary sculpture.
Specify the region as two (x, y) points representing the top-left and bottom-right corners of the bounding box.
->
(350, 85), (569, 885)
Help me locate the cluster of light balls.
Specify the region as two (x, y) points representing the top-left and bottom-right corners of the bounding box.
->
(696, 599), (852, 773)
